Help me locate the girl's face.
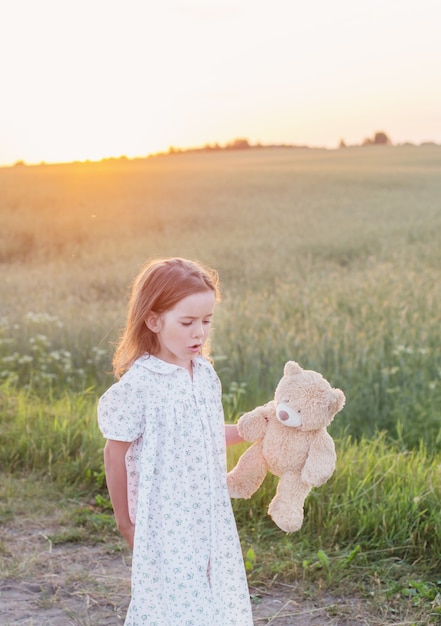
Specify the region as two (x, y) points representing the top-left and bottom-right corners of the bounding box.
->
(146, 290), (216, 372)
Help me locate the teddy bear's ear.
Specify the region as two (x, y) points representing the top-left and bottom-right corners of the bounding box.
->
(331, 388), (346, 413)
(284, 361), (303, 376)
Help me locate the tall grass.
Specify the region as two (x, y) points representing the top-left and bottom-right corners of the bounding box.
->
(0, 383), (103, 485)
(2, 380), (440, 588)
(215, 256), (441, 449)
(228, 433), (441, 580)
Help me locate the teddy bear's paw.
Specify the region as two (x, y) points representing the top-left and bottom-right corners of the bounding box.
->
(227, 485), (243, 499)
(226, 475), (252, 499)
(226, 476), (240, 498)
(268, 499), (304, 533)
(302, 468), (333, 487)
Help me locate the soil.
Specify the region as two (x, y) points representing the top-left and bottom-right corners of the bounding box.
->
(0, 515), (429, 625)
(0, 539), (373, 626)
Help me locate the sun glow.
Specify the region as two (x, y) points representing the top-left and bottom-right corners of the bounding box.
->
(1, 0), (440, 165)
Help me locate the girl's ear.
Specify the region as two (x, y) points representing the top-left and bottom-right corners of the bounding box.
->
(146, 313), (161, 333)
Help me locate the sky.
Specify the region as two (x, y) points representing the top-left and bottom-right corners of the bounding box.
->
(1, 0), (440, 165)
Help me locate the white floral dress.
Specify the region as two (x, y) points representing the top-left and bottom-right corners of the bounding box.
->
(98, 354), (253, 626)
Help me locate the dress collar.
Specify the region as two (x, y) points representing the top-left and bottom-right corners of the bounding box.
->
(135, 353), (204, 375)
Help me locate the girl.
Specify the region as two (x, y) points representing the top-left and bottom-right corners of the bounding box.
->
(98, 257), (253, 626)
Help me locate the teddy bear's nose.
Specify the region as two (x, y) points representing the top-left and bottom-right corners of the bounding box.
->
(276, 402), (302, 427)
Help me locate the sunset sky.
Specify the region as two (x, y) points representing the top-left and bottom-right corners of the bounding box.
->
(1, 0), (440, 165)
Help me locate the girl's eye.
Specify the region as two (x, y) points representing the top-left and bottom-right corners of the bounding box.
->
(203, 320), (211, 325)
(181, 322), (192, 327)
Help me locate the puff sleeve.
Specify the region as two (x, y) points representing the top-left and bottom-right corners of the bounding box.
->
(97, 367), (147, 442)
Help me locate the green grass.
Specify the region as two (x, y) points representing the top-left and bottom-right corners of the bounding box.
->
(228, 432), (441, 575)
(0, 384), (103, 484)
(1, 145), (441, 619)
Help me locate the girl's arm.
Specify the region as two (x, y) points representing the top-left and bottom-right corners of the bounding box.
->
(225, 423), (244, 447)
(103, 439), (135, 548)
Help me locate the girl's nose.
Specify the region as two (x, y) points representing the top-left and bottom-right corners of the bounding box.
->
(193, 322), (204, 338)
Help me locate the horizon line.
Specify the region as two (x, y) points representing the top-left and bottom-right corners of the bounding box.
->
(2, 135), (440, 169)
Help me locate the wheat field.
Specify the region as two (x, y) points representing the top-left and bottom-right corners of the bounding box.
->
(1, 145), (441, 446)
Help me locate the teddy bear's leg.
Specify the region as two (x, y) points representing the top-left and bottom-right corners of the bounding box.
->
(268, 473), (311, 533)
(227, 443), (268, 499)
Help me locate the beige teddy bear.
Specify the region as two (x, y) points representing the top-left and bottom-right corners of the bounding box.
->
(227, 361), (346, 533)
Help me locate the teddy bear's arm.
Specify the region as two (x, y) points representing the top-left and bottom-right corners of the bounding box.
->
(237, 401), (274, 442)
(301, 431), (336, 487)
(227, 442), (268, 499)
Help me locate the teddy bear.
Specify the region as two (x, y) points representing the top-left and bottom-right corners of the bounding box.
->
(227, 360), (346, 533)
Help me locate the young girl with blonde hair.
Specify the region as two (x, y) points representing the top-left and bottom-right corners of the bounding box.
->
(98, 257), (253, 625)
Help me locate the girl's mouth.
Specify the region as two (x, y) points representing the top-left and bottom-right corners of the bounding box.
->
(189, 344), (201, 353)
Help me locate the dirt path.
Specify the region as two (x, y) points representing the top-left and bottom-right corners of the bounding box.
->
(0, 515), (429, 625)
(0, 539), (373, 626)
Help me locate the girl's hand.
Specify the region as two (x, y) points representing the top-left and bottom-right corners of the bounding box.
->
(225, 423), (244, 447)
(119, 521), (135, 548)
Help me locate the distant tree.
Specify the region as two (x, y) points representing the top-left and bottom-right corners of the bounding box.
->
(13, 160), (26, 167)
(226, 138), (251, 150)
(361, 131), (392, 147)
(339, 139), (347, 149)
(373, 131), (391, 145)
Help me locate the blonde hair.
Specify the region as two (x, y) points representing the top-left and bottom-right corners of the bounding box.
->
(113, 257), (220, 378)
